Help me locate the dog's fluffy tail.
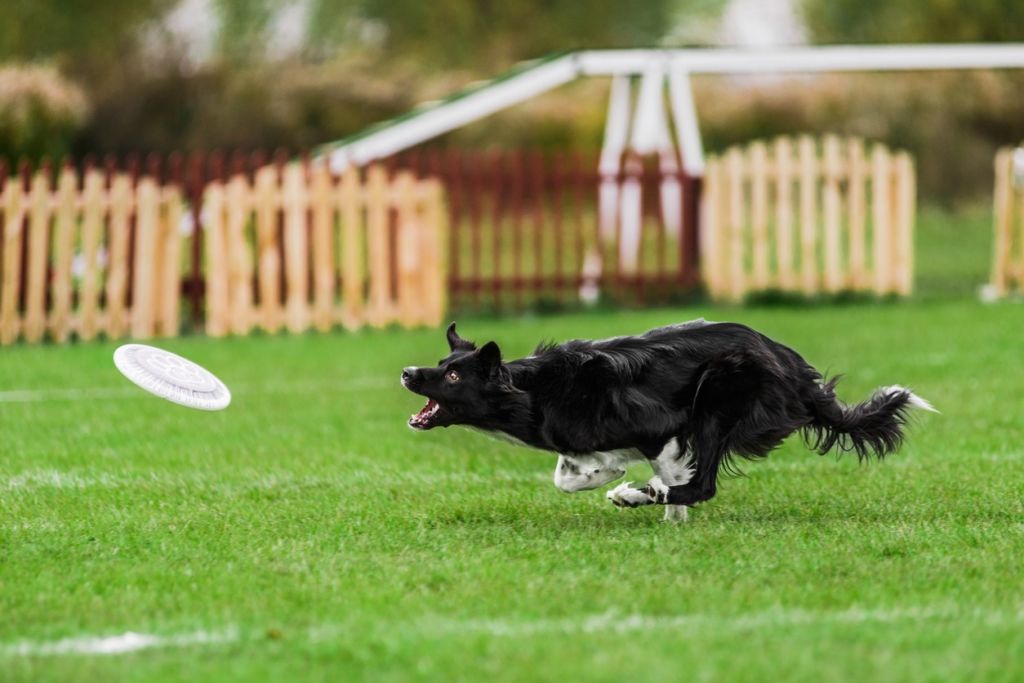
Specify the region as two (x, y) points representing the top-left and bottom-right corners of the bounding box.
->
(804, 380), (937, 460)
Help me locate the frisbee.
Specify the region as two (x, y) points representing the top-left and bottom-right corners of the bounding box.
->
(113, 344), (231, 411)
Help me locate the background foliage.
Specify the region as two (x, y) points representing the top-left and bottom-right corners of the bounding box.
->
(0, 0), (1022, 202)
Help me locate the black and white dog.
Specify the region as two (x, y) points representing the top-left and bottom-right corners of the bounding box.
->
(401, 320), (934, 521)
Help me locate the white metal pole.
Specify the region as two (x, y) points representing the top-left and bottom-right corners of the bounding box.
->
(667, 69), (705, 177)
(598, 74), (632, 242)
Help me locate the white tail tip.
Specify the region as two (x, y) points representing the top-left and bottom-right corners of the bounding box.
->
(883, 385), (939, 414)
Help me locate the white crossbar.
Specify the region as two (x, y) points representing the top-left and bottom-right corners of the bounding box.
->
(325, 44), (1024, 172)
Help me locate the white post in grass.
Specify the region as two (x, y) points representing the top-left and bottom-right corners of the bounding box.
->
(611, 60), (685, 272)
(617, 65), (663, 273)
(667, 69), (705, 177)
(598, 74), (632, 242)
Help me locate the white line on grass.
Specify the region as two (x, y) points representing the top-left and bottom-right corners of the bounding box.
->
(1, 628), (238, 656)
(425, 604), (1024, 639)
(4, 451), (1022, 492)
(0, 378), (394, 403)
(0, 468), (550, 492)
(4, 605), (1021, 658)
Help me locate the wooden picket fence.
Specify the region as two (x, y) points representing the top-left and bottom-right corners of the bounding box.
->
(701, 135), (915, 301)
(202, 163), (446, 336)
(0, 166), (182, 345)
(990, 146), (1024, 297)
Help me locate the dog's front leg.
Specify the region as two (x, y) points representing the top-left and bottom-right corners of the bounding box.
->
(606, 438), (695, 520)
(650, 438), (695, 523)
(606, 478), (663, 508)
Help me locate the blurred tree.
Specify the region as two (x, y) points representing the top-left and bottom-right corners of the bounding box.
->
(213, 0), (280, 63)
(0, 0), (729, 158)
(304, 0), (723, 69)
(0, 0), (175, 69)
(801, 0), (1024, 43)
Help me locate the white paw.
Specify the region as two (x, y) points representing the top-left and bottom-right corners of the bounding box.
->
(646, 475), (669, 503)
(663, 505), (689, 523)
(606, 482), (654, 508)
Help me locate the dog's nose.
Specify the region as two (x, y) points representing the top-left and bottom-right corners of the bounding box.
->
(402, 367), (416, 382)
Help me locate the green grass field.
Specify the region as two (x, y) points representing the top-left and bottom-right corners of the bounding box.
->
(2, 206), (1022, 682)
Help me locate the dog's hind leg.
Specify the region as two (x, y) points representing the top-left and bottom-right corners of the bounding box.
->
(655, 420), (729, 506)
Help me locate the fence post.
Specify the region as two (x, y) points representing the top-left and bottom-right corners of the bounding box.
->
(283, 162), (309, 334)
(366, 164), (391, 326)
(750, 141), (769, 289)
(847, 138), (867, 290)
(871, 145), (892, 295)
(798, 136), (818, 296)
(681, 174), (701, 287)
(726, 147), (746, 302)
(24, 168), (51, 343)
(51, 165), (77, 342)
(774, 137), (795, 291)
(699, 156), (719, 298)
(0, 170), (25, 344)
(822, 135), (843, 293)
(423, 179), (447, 326)
(339, 166), (363, 329)
(131, 177), (160, 339)
(991, 149), (1013, 297)
(310, 161), (334, 332)
(254, 165), (281, 333)
(226, 170), (253, 335)
(186, 152), (206, 328)
(79, 169), (104, 341)
(203, 181), (228, 337)
(394, 171), (419, 327)
(894, 152), (915, 296)
(106, 174), (132, 339)
(159, 185), (184, 337)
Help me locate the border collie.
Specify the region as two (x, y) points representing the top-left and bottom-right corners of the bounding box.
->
(401, 320), (935, 521)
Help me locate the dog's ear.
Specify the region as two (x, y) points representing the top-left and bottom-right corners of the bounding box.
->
(446, 322), (475, 352)
(477, 341), (502, 375)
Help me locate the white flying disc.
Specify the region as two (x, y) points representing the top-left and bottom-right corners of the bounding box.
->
(113, 344), (231, 411)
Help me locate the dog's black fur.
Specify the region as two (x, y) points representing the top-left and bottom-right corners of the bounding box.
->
(402, 320), (928, 506)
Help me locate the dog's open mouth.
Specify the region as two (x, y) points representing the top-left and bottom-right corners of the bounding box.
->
(409, 398), (444, 430)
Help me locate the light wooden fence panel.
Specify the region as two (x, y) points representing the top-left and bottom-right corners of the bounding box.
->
(0, 168), (182, 345)
(1, 159), (447, 345)
(200, 162), (446, 337)
(254, 165), (281, 333)
(989, 147), (1024, 297)
(340, 167), (364, 329)
(702, 135), (916, 301)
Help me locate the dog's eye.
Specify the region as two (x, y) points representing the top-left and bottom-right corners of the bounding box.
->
(446, 370), (461, 383)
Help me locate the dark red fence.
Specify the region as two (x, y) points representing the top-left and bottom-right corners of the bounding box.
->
(384, 148), (701, 312)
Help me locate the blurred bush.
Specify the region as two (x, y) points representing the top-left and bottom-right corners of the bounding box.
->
(0, 64), (88, 163)
(801, 0), (1024, 44)
(696, 71), (1024, 205)
(1, 0), (1022, 206)
(75, 55), (416, 154)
